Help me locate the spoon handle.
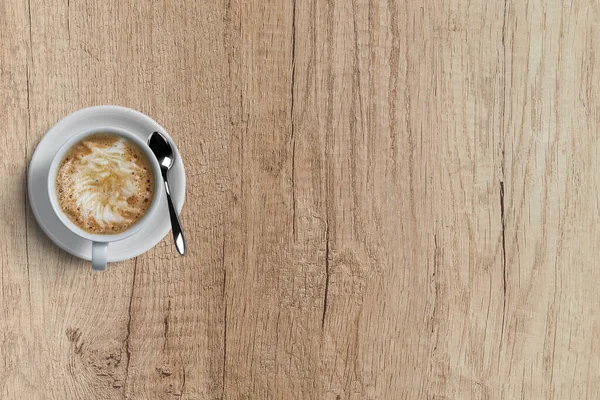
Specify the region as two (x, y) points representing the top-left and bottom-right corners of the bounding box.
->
(163, 179), (186, 255)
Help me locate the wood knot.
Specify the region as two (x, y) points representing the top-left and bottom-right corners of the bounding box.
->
(156, 366), (173, 377)
(65, 327), (84, 354)
(65, 327), (81, 342)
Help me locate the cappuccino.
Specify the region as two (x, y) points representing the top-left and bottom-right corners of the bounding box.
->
(55, 134), (154, 234)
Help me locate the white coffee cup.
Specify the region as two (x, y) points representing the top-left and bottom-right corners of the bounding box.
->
(47, 127), (164, 270)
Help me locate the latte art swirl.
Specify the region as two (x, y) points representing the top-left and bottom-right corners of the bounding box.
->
(56, 134), (154, 234)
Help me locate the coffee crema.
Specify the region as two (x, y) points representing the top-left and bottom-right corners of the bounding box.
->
(56, 133), (154, 234)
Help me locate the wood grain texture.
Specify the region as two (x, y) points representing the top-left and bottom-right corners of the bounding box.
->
(1, 0), (599, 398)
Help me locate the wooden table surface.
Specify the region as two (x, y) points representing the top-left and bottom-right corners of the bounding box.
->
(1, 0), (599, 398)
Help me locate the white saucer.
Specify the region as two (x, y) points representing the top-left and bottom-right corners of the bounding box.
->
(28, 106), (186, 262)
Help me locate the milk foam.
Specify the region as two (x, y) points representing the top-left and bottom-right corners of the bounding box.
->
(57, 136), (154, 233)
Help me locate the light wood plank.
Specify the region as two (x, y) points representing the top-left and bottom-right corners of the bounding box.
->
(0, 0), (598, 398)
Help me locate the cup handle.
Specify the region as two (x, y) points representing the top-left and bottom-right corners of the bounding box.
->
(92, 242), (108, 271)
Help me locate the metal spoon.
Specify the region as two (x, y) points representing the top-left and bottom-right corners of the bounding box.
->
(148, 131), (186, 255)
